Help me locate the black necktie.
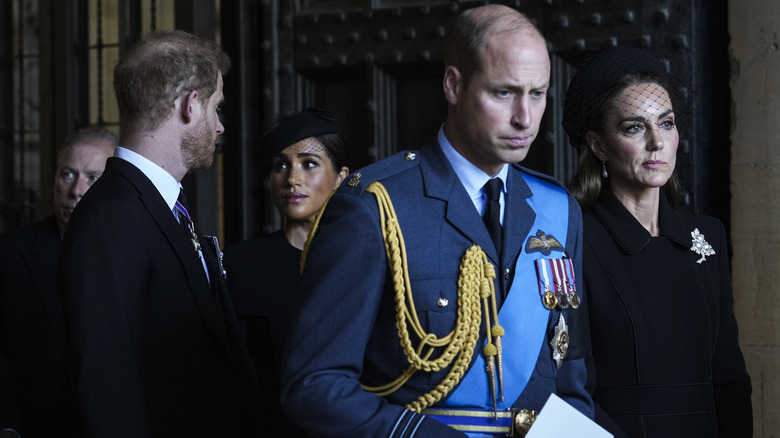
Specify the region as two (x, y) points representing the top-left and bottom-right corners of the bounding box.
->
(482, 178), (503, 254)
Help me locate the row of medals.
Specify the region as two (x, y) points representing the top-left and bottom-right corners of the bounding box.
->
(542, 282), (579, 310)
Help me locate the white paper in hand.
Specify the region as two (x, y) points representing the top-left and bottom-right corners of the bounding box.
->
(525, 394), (612, 437)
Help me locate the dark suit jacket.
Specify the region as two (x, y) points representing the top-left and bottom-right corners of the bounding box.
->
(58, 157), (260, 438)
(281, 139), (592, 438)
(0, 216), (78, 437)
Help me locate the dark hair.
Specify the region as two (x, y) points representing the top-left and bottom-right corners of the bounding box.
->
(564, 47), (685, 209)
(315, 133), (349, 173)
(444, 5), (541, 87)
(113, 30), (231, 133)
(573, 71), (682, 148)
(570, 136), (684, 210)
(262, 107), (348, 171)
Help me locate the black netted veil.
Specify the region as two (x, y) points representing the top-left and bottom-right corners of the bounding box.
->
(262, 107), (342, 166)
(562, 46), (685, 148)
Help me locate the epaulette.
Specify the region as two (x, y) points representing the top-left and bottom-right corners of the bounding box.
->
(340, 150), (422, 194)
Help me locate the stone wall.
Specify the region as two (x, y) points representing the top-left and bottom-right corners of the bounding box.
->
(729, 1), (780, 435)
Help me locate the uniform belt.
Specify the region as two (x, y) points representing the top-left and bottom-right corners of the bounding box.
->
(422, 407), (537, 437)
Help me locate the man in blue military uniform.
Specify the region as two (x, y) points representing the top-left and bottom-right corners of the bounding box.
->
(281, 5), (594, 437)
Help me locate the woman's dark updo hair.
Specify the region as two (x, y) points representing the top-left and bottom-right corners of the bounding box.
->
(312, 133), (348, 173)
(262, 107), (348, 173)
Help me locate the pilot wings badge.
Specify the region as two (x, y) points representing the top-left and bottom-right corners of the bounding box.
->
(525, 229), (564, 256)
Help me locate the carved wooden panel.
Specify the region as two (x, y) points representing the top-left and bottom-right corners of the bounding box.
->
(226, 0), (728, 238)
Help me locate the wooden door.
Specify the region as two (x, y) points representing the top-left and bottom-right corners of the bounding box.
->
(220, 0), (729, 242)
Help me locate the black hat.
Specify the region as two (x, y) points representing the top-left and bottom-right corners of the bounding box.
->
(262, 107), (342, 165)
(562, 46), (672, 148)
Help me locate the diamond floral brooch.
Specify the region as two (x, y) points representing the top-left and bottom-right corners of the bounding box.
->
(690, 228), (715, 264)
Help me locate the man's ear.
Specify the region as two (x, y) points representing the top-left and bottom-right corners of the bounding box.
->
(586, 131), (607, 161)
(443, 66), (462, 106)
(180, 90), (199, 124)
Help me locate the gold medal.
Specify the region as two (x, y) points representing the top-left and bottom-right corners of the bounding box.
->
(536, 259), (556, 310)
(542, 289), (557, 310)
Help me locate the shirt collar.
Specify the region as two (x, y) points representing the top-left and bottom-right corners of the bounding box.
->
(114, 147), (181, 213)
(437, 125), (509, 212)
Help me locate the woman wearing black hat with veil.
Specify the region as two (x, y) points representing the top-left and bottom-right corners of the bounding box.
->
(564, 47), (752, 437)
(223, 107), (349, 437)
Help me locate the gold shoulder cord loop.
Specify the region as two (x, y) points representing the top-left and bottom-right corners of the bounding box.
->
(300, 182), (503, 413)
(365, 182), (504, 412)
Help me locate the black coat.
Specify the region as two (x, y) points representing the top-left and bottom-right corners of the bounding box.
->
(58, 157), (260, 437)
(223, 230), (310, 438)
(0, 216), (79, 437)
(582, 190), (752, 437)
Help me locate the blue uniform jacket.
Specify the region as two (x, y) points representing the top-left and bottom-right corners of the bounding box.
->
(281, 139), (593, 438)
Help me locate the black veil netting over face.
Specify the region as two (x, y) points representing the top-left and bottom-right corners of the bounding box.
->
(562, 45), (688, 148)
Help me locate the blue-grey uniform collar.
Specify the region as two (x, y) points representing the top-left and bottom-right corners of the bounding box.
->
(437, 125), (509, 217)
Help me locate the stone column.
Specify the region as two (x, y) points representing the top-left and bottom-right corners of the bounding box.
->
(729, 1), (780, 435)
